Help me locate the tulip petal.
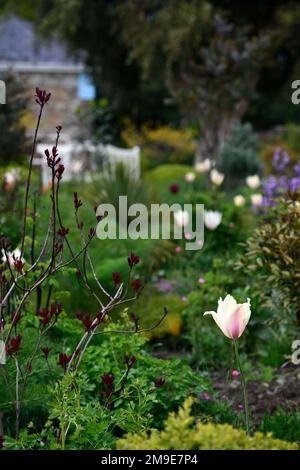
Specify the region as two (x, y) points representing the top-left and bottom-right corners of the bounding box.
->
(219, 295), (237, 316)
(204, 310), (231, 338)
(227, 300), (251, 339)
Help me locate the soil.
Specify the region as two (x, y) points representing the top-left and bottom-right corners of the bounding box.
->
(152, 350), (300, 425)
(212, 364), (300, 424)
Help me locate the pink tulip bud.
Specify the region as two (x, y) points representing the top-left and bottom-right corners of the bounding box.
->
(231, 369), (240, 378)
(202, 392), (210, 400)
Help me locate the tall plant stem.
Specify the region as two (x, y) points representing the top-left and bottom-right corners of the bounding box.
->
(21, 104), (43, 257)
(233, 340), (250, 435)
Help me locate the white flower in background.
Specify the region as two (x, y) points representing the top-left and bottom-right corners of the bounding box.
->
(195, 159), (211, 173)
(246, 175), (260, 189)
(204, 294), (251, 339)
(185, 172), (196, 183)
(251, 193), (263, 207)
(210, 169), (224, 186)
(1, 248), (25, 267)
(174, 209), (189, 228)
(3, 168), (21, 189)
(233, 195), (246, 207)
(204, 210), (222, 230)
(72, 161), (84, 175)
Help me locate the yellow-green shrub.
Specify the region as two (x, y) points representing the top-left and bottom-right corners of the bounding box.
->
(117, 397), (298, 450)
(122, 123), (196, 170)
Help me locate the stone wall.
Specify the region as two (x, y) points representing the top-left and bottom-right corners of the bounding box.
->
(19, 70), (82, 140)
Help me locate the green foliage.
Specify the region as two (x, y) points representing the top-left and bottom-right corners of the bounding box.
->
(283, 123), (300, 152)
(117, 397), (298, 450)
(79, 315), (210, 428)
(145, 164), (193, 202)
(140, 126), (196, 169)
(85, 163), (147, 217)
(4, 373), (115, 450)
(219, 122), (260, 183)
(134, 291), (184, 338)
(240, 196), (300, 324)
(261, 409), (300, 445)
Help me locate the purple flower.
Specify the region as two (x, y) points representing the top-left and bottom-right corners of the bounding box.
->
(290, 177), (300, 193)
(272, 148), (289, 172)
(294, 162), (300, 177)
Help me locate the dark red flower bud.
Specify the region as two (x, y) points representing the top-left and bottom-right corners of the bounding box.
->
(154, 376), (165, 388)
(35, 88), (51, 106)
(58, 352), (71, 371)
(125, 354), (136, 369)
(131, 278), (142, 291)
(169, 183), (180, 194)
(50, 303), (56, 316)
(76, 312), (93, 331)
(42, 346), (50, 359)
(37, 308), (51, 325)
(10, 310), (21, 325)
(0, 435), (4, 449)
(101, 373), (115, 386)
(52, 146), (58, 159)
(101, 373), (115, 399)
(128, 252), (140, 268)
(78, 221), (84, 230)
(74, 192), (82, 210)
(57, 226), (69, 237)
(55, 164), (65, 180)
(112, 272), (122, 285)
(14, 259), (24, 272)
(26, 361), (32, 373)
(6, 335), (22, 356)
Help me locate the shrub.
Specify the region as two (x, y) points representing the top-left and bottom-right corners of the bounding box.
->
(85, 162), (148, 214)
(218, 121), (260, 184)
(261, 409), (300, 445)
(261, 143), (298, 174)
(283, 123), (300, 152)
(122, 125), (196, 170)
(117, 397), (298, 450)
(145, 164), (193, 202)
(240, 195), (300, 325)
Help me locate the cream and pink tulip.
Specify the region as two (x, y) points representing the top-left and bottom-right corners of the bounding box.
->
(204, 294), (251, 339)
(204, 294), (251, 434)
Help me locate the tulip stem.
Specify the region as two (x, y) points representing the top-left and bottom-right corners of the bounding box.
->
(233, 340), (250, 435)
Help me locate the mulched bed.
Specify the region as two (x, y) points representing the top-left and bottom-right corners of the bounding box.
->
(212, 364), (300, 424)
